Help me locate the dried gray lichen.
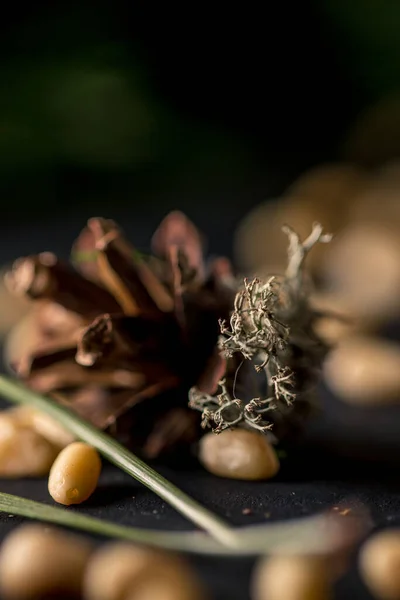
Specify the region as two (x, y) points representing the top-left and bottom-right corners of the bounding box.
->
(188, 223), (332, 441)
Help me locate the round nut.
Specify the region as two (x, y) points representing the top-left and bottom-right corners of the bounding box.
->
(0, 412), (59, 477)
(123, 567), (203, 600)
(84, 542), (204, 600)
(8, 406), (75, 449)
(3, 310), (39, 375)
(48, 442), (101, 505)
(322, 224), (400, 322)
(251, 555), (331, 600)
(30, 410), (75, 448)
(323, 336), (400, 404)
(359, 530), (400, 600)
(312, 317), (360, 346)
(343, 93), (400, 168)
(0, 274), (31, 337)
(235, 164), (366, 278)
(199, 429), (279, 480)
(0, 523), (92, 599)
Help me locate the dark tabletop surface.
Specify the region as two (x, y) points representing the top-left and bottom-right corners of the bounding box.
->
(0, 213), (398, 600)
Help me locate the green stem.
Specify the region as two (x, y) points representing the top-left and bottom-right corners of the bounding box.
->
(0, 376), (238, 549)
(0, 493), (223, 555)
(0, 492), (361, 557)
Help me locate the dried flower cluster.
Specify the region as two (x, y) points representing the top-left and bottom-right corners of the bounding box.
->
(189, 223), (332, 442)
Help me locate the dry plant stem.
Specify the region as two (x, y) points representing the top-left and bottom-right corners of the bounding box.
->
(0, 375), (238, 549)
(189, 222), (332, 436)
(283, 223), (332, 288)
(0, 492), (367, 558)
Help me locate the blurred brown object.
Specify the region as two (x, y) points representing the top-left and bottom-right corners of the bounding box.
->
(251, 555), (331, 600)
(343, 93), (400, 168)
(84, 542), (205, 600)
(235, 164), (368, 282)
(0, 410), (59, 477)
(0, 524), (92, 600)
(321, 222), (400, 324)
(3, 304), (84, 376)
(359, 529), (400, 600)
(198, 428), (280, 481)
(3, 213), (235, 458)
(0, 273), (31, 338)
(349, 159), (400, 228)
(309, 290), (379, 343)
(323, 335), (400, 405)
(311, 314), (361, 346)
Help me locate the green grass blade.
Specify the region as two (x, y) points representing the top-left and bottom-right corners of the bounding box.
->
(0, 492), (223, 555)
(0, 376), (238, 548)
(0, 492), (365, 557)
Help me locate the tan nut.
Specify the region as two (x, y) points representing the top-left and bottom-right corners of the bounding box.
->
(0, 524), (92, 599)
(0, 412), (59, 477)
(235, 164), (366, 278)
(359, 530), (400, 600)
(324, 336), (400, 404)
(84, 542), (204, 600)
(322, 224), (400, 323)
(199, 429), (279, 480)
(251, 555), (331, 600)
(48, 442), (101, 505)
(8, 406), (75, 448)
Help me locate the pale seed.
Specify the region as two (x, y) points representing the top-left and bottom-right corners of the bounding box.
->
(322, 224), (400, 322)
(48, 441), (101, 505)
(323, 336), (400, 404)
(359, 530), (400, 600)
(0, 412), (58, 477)
(0, 524), (92, 600)
(199, 429), (279, 480)
(9, 405), (75, 448)
(83, 542), (204, 600)
(251, 555), (331, 600)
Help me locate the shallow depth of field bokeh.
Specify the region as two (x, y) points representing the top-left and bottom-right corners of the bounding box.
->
(0, 2), (400, 226)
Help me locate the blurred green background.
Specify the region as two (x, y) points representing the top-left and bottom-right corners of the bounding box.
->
(0, 1), (399, 225)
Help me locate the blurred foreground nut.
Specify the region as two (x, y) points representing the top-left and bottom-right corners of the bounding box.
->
(29, 410), (75, 448)
(0, 412), (59, 477)
(323, 336), (400, 404)
(123, 577), (200, 600)
(343, 93), (400, 168)
(0, 275), (31, 338)
(312, 316), (360, 346)
(359, 530), (400, 600)
(251, 555), (331, 600)
(199, 429), (279, 480)
(322, 224), (400, 323)
(3, 302), (83, 376)
(235, 164), (366, 279)
(309, 292), (377, 341)
(84, 542), (205, 600)
(10, 406), (75, 448)
(0, 524), (92, 599)
(349, 162), (400, 228)
(48, 442), (101, 505)
(3, 310), (38, 373)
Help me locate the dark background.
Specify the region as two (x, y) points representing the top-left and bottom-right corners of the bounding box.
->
(1, 1), (399, 229)
(0, 2), (399, 599)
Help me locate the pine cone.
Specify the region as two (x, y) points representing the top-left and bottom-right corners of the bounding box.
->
(4, 212), (236, 459)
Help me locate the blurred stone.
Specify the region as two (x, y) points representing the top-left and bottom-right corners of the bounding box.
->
(343, 93), (400, 168)
(0, 274), (31, 338)
(321, 223), (400, 323)
(199, 428), (280, 481)
(235, 164), (367, 282)
(323, 335), (400, 405)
